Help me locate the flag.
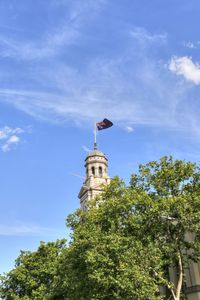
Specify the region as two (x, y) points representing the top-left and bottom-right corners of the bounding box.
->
(96, 118), (113, 130)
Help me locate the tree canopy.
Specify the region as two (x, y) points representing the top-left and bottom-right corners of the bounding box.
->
(1, 156), (200, 300)
(130, 156), (200, 299)
(0, 239), (67, 300)
(55, 178), (163, 300)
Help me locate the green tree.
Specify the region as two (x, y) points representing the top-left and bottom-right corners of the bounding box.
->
(130, 156), (200, 300)
(53, 178), (165, 300)
(1, 157), (200, 300)
(0, 239), (67, 300)
(55, 157), (200, 300)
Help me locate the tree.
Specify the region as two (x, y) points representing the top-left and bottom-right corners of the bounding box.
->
(0, 239), (67, 300)
(1, 157), (200, 300)
(56, 156), (200, 300)
(53, 178), (165, 300)
(130, 156), (200, 299)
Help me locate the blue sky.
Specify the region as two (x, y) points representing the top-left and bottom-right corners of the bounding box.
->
(1, 0), (200, 273)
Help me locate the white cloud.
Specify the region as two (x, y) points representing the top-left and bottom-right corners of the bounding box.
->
(0, 50), (184, 131)
(0, 24), (199, 136)
(169, 56), (200, 85)
(0, 126), (24, 140)
(0, 126), (24, 152)
(7, 135), (20, 144)
(125, 126), (134, 133)
(0, 126), (12, 139)
(182, 41), (200, 49)
(182, 42), (196, 49)
(14, 127), (24, 134)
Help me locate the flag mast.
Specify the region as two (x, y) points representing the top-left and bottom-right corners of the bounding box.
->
(94, 119), (113, 150)
(94, 122), (97, 150)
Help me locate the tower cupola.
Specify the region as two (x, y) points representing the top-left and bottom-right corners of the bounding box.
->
(78, 147), (110, 210)
(85, 149), (108, 179)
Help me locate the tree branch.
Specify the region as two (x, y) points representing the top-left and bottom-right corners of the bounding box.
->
(175, 252), (183, 300)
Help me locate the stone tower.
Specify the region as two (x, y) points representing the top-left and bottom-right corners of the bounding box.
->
(78, 146), (110, 211)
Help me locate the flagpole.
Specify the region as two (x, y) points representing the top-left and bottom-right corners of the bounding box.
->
(94, 122), (97, 150)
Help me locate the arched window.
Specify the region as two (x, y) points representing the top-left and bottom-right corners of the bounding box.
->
(99, 166), (103, 177)
(91, 166), (95, 176)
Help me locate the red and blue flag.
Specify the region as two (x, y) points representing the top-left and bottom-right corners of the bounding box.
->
(96, 119), (113, 130)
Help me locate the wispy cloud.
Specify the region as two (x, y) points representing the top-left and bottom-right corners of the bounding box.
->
(82, 145), (91, 152)
(130, 27), (167, 46)
(169, 56), (200, 85)
(125, 126), (134, 133)
(0, 126), (24, 152)
(0, 22), (79, 60)
(0, 222), (66, 237)
(0, 26), (183, 129)
(0, 126), (23, 139)
(0, 11), (199, 137)
(182, 41), (200, 49)
(0, 0), (105, 60)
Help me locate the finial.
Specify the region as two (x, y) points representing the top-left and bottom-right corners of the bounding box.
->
(94, 142), (97, 150)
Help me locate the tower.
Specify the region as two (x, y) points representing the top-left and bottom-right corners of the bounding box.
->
(78, 146), (110, 211)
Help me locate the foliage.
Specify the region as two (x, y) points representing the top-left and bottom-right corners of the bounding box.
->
(130, 156), (200, 299)
(0, 239), (67, 300)
(130, 156), (200, 262)
(53, 178), (164, 300)
(1, 157), (200, 300)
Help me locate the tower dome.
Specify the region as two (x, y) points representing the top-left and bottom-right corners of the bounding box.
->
(86, 149), (105, 157)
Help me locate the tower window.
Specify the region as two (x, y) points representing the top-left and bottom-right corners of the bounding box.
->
(91, 166), (95, 176)
(99, 166), (103, 177)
